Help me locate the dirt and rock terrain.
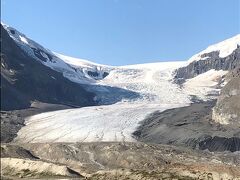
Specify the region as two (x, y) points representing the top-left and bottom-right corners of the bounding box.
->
(1, 142), (240, 179)
(1, 101), (239, 179)
(133, 100), (240, 152)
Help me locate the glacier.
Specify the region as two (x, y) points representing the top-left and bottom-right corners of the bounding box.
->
(14, 61), (226, 143)
(1, 23), (228, 143)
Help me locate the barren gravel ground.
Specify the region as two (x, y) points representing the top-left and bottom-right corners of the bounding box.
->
(134, 101), (240, 152)
(1, 142), (240, 179)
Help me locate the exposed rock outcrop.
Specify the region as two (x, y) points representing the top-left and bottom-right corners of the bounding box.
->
(133, 101), (240, 152)
(175, 47), (240, 80)
(212, 68), (240, 126)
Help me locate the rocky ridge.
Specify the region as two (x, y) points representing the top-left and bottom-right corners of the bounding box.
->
(1, 24), (96, 111)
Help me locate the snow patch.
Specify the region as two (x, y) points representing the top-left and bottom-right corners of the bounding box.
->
(183, 69), (228, 100)
(19, 35), (28, 44)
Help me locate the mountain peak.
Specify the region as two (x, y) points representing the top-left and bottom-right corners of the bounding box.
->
(188, 34), (240, 63)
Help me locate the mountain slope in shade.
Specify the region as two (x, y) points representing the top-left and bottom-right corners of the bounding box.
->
(1, 24), (96, 110)
(2, 23), (113, 85)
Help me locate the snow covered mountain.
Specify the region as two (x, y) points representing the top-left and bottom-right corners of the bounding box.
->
(1, 23), (239, 151)
(188, 35), (240, 63)
(1, 24), (96, 111)
(175, 34), (240, 80)
(2, 23), (113, 85)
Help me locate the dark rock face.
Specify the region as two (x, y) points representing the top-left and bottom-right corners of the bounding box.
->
(103, 72), (109, 78)
(1, 111), (25, 142)
(31, 47), (53, 62)
(10, 29), (15, 34)
(175, 47), (240, 80)
(87, 70), (109, 79)
(87, 71), (99, 77)
(0, 24), (96, 110)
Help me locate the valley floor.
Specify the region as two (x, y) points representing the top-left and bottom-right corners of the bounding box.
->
(1, 142), (240, 179)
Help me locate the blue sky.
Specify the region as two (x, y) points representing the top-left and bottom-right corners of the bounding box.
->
(1, 0), (240, 65)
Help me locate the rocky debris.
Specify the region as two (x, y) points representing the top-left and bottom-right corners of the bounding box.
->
(212, 67), (240, 126)
(199, 136), (240, 152)
(89, 169), (198, 180)
(1, 111), (25, 143)
(1, 144), (39, 159)
(133, 101), (240, 152)
(89, 168), (238, 180)
(1, 142), (240, 179)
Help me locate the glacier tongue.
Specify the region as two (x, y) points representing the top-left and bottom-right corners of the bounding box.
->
(15, 61), (191, 143)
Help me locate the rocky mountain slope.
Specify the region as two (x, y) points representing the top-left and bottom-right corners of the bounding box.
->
(212, 68), (240, 126)
(175, 35), (240, 80)
(1, 23), (113, 85)
(1, 24), (95, 111)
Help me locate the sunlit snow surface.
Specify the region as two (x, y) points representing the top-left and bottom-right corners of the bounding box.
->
(188, 34), (240, 63)
(184, 69), (228, 100)
(1, 23), (228, 143)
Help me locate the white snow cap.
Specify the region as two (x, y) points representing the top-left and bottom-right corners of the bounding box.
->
(188, 34), (240, 63)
